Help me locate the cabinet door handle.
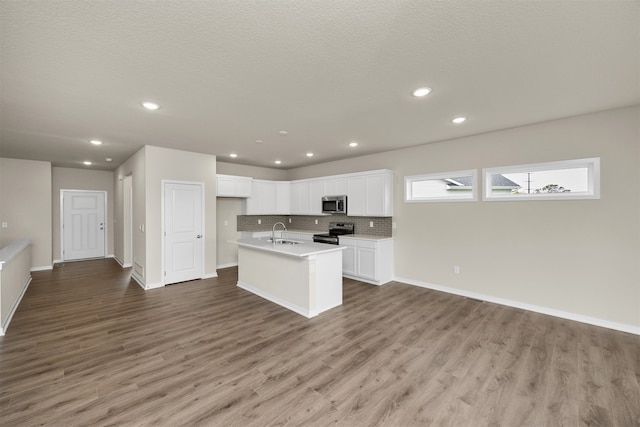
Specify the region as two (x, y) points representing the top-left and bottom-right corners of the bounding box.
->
(196, 234), (202, 239)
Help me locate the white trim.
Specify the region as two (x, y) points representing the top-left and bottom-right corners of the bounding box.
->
(113, 255), (133, 268)
(404, 169), (478, 203)
(216, 262), (238, 269)
(0, 276), (32, 336)
(237, 280), (313, 318)
(202, 272), (219, 279)
(483, 157), (600, 201)
(30, 265), (53, 271)
(394, 275), (640, 336)
(131, 272), (164, 290)
(161, 180), (205, 285)
(53, 259), (62, 265)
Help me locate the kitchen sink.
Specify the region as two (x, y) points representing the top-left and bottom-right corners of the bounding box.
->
(268, 238), (302, 245)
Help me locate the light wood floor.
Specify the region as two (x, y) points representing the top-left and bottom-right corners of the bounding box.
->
(1, 259), (638, 426)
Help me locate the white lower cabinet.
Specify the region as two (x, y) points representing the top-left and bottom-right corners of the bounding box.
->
(339, 237), (393, 285)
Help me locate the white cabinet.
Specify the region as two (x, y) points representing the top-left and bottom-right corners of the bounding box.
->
(346, 171), (393, 217)
(275, 182), (291, 214)
(290, 181), (309, 215)
(340, 237), (393, 285)
(242, 169), (393, 217)
(245, 180), (290, 215)
(216, 174), (252, 197)
(290, 179), (324, 215)
(309, 180), (324, 215)
(324, 177), (348, 196)
(341, 239), (357, 276)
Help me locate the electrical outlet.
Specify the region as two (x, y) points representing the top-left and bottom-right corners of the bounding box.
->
(288, 218), (291, 223)
(1, 222), (7, 228)
(369, 221), (374, 227)
(224, 220), (228, 226)
(454, 265), (460, 274)
(315, 219), (318, 225)
(392, 222), (397, 229)
(258, 219), (261, 225)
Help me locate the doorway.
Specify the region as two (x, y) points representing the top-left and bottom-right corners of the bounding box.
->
(61, 190), (107, 261)
(163, 181), (204, 284)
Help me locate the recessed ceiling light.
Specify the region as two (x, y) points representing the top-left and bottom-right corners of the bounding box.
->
(90, 140), (102, 145)
(275, 160), (282, 164)
(412, 87), (432, 97)
(349, 141), (358, 147)
(306, 152), (314, 157)
(105, 158), (112, 162)
(141, 101), (159, 110)
(278, 130), (288, 136)
(452, 116), (467, 124)
(230, 153), (238, 158)
(256, 139), (264, 144)
(83, 161), (92, 166)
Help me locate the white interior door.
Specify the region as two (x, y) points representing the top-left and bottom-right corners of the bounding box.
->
(164, 182), (203, 284)
(62, 190), (106, 261)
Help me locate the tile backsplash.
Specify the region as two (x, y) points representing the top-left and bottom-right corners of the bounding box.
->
(237, 214), (392, 237)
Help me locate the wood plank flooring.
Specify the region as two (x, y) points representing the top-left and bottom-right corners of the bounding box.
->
(1, 259), (639, 426)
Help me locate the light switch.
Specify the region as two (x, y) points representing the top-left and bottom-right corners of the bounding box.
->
(369, 221), (374, 227)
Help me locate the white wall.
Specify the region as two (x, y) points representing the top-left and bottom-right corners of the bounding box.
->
(52, 167), (115, 262)
(114, 147), (146, 279)
(0, 158), (52, 269)
(216, 197), (242, 268)
(287, 106), (640, 331)
(217, 162), (287, 181)
(143, 146), (217, 286)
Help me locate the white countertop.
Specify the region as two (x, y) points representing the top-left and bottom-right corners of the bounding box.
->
(340, 234), (393, 241)
(236, 238), (346, 258)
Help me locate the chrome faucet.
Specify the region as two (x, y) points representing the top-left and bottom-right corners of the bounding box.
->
(272, 222), (287, 241)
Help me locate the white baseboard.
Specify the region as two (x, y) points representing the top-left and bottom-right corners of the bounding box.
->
(394, 276), (640, 336)
(203, 272), (219, 279)
(216, 262), (238, 269)
(53, 259), (62, 265)
(0, 276), (32, 336)
(237, 280), (312, 318)
(30, 265), (53, 272)
(113, 256), (133, 268)
(131, 273), (163, 290)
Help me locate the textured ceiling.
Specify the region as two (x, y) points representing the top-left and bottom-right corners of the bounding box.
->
(1, 1), (638, 171)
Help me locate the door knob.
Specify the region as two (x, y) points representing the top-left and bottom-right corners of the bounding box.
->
(196, 234), (202, 238)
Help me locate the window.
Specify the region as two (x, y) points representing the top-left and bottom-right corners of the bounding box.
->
(483, 157), (600, 201)
(405, 169), (477, 202)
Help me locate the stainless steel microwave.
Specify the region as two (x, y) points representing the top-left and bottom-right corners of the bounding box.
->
(322, 195), (347, 214)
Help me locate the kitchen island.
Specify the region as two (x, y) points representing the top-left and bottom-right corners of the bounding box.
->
(235, 238), (345, 318)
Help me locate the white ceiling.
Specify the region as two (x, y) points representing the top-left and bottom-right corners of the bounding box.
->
(1, 1), (638, 171)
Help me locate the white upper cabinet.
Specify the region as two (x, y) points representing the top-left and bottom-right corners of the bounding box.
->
(323, 177), (348, 196)
(346, 170), (393, 217)
(309, 180), (324, 215)
(245, 179), (290, 215)
(240, 169), (393, 216)
(275, 182), (291, 214)
(290, 181), (309, 215)
(216, 174), (252, 197)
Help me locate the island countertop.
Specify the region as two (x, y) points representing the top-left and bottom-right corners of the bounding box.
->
(235, 238), (345, 258)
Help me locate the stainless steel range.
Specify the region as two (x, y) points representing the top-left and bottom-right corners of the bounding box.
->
(313, 222), (355, 245)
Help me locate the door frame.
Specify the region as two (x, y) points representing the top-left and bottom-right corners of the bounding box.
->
(60, 189), (108, 262)
(161, 180), (205, 285)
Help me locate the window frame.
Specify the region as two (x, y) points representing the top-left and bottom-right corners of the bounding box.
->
(482, 157), (600, 202)
(404, 169), (478, 203)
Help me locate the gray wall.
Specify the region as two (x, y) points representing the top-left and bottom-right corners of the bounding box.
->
(287, 106), (640, 331)
(0, 158), (52, 269)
